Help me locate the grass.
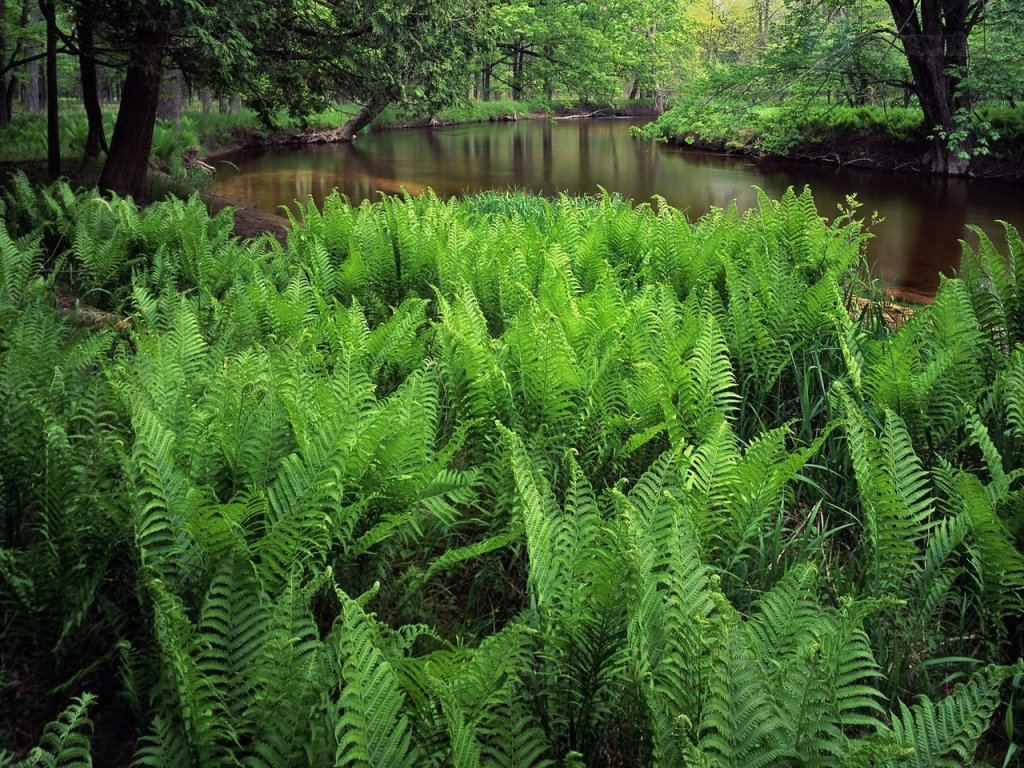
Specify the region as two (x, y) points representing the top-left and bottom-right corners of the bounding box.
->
(646, 98), (1024, 156)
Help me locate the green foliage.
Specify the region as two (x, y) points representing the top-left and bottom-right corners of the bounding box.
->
(1, 183), (1022, 765)
(646, 101), (932, 155)
(12, 695), (96, 768)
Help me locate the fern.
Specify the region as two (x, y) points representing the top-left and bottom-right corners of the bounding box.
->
(883, 664), (1020, 768)
(333, 589), (420, 768)
(13, 695), (95, 768)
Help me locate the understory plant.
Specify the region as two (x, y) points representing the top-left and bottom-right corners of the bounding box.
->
(1, 175), (1022, 766)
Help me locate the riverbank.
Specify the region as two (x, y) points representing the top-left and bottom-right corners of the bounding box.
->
(2, 100), (656, 243)
(644, 102), (1024, 180)
(202, 100), (659, 162)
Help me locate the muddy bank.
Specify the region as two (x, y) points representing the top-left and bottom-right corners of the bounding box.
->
(664, 131), (1024, 181)
(204, 192), (289, 244)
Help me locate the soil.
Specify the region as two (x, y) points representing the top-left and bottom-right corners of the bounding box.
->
(204, 192), (289, 244)
(0, 157), (102, 188)
(665, 130), (1024, 181)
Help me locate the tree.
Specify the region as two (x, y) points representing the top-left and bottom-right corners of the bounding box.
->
(39, 0), (57, 178)
(74, 1), (107, 158)
(244, 0), (484, 139)
(475, 0), (663, 105)
(882, 0), (994, 174)
(89, 0), (275, 197)
(0, 0), (44, 123)
(90, 0), (483, 198)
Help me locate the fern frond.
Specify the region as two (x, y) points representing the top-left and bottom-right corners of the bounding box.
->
(14, 694), (96, 768)
(334, 589), (420, 768)
(885, 664), (1018, 768)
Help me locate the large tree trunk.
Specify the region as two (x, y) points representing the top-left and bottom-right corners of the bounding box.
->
(337, 97), (388, 141)
(885, 0), (981, 175)
(41, 0), (58, 179)
(99, 34), (166, 198)
(78, 7), (107, 159)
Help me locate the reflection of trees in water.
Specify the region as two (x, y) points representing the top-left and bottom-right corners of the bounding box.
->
(214, 121), (1024, 295)
(542, 123), (553, 188)
(577, 121), (593, 192)
(512, 125), (527, 184)
(889, 176), (968, 295)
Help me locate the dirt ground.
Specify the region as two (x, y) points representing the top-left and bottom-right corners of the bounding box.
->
(203, 192), (289, 243)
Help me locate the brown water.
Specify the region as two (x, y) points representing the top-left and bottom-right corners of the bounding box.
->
(211, 118), (1024, 296)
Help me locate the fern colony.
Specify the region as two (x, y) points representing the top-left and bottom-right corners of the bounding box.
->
(1, 176), (1023, 766)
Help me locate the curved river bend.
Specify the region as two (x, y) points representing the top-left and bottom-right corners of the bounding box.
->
(211, 118), (1024, 297)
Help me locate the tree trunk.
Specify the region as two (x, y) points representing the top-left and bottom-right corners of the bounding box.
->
(755, 0), (771, 49)
(78, 7), (107, 158)
(231, 94), (241, 113)
(482, 65), (491, 102)
(157, 67), (183, 127)
(99, 33), (166, 198)
(337, 97), (388, 142)
(0, 0), (7, 124)
(885, 0), (979, 175)
(201, 90), (213, 115)
(4, 75), (15, 121)
(24, 42), (40, 113)
(41, 0), (59, 178)
(511, 43), (524, 101)
(218, 96), (229, 114)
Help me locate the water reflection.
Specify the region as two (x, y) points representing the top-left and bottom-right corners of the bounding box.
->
(211, 118), (1024, 295)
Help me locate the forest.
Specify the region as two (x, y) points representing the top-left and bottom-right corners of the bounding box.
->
(1, 1), (1024, 767)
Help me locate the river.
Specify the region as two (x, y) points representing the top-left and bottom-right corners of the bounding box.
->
(210, 118), (1024, 297)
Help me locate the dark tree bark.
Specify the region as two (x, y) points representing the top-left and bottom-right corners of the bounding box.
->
(78, 7), (107, 158)
(218, 95), (229, 114)
(511, 43), (524, 100)
(4, 75), (15, 120)
(99, 28), (167, 198)
(41, 0), (59, 178)
(337, 96), (388, 141)
(200, 90), (212, 115)
(482, 64), (491, 102)
(0, 0), (8, 124)
(884, 0), (987, 175)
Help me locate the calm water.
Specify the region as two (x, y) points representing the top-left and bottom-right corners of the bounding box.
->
(211, 118), (1024, 296)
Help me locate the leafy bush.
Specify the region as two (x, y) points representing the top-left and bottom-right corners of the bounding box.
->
(645, 96), (1024, 158)
(1, 178), (1022, 765)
